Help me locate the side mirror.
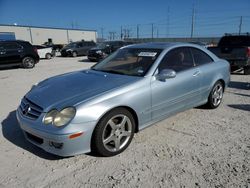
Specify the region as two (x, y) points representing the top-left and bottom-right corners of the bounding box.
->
(156, 69), (176, 81)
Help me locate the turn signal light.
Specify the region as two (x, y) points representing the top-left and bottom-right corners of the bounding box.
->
(68, 132), (83, 139)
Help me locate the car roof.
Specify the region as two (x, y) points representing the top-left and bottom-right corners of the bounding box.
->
(126, 42), (180, 49)
(0, 39), (26, 42)
(126, 42), (204, 50)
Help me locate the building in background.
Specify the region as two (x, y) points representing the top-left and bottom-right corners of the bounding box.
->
(0, 24), (97, 45)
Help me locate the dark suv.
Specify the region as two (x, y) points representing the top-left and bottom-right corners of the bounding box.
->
(61, 41), (96, 57)
(87, 41), (133, 61)
(0, 40), (39, 69)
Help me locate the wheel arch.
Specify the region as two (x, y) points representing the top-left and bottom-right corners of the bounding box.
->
(90, 105), (139, 154)
(95, 106), (139, 133)
(217, 79), (225, 91)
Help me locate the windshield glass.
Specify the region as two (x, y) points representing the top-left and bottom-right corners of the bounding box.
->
(92, 48), (162, 76)
(96, 42), (109, 49)
(65, 43), (77, 48)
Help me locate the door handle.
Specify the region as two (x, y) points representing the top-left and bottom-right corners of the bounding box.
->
(0, 51), (6, 55)
(193, 71), (200, 77)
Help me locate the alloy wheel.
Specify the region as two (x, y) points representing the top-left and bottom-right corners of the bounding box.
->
(102, 114), (132, 152)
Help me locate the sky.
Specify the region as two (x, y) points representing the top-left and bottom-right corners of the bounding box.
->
(0, 0), (250, 39)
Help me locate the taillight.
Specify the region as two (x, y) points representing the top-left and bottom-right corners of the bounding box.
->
(247, 47), (250, 58)
(34, 47), (38, 54)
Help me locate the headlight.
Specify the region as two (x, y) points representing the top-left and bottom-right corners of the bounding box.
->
(66, 49), (72, 52)
(43, 107), (76, 127)
(43, 109), (58, 125)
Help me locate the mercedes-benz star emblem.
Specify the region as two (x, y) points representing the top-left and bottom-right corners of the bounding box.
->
(23, 104), (31, 115)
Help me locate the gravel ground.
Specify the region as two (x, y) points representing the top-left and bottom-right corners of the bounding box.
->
(0, 57), (249, 188)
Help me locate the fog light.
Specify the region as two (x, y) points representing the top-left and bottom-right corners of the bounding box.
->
(49, 141), (63, 149)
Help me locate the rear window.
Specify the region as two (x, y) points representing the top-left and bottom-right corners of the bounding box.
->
(218, 36), (250, 47)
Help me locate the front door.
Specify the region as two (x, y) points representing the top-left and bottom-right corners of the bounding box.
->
(151, 47), (201, 120)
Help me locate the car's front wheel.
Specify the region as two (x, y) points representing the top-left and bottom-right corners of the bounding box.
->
(72, 51), (77, 57)
(206, 81), (224, 109)
(92, 108), (135, 157)
(22, 56), (35, 68)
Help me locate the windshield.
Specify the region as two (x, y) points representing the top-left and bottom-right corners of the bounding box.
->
(92, 48), (162, 77)
(96, 42), (108, 49)
(65, 43), (77, 48)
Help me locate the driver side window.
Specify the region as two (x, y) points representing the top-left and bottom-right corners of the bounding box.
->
(158, 47), (194, 73)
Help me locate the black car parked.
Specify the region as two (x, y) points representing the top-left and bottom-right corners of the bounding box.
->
(87, 41), (133, 61)
(0, 40), (40, 69)
(208, 33), (250, 75)
(61, 40), (96, 57)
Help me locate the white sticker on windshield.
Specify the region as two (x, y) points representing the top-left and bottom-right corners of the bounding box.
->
(138, 52), (157, 57)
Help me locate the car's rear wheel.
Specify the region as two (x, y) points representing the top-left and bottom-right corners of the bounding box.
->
(206, 81), (224, 109)
(22, 57), (35, 68)
(45, 53), (52, 59)
(92, 108), (135, 157)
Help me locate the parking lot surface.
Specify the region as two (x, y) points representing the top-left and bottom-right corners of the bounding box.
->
(0, 57), (249, 187)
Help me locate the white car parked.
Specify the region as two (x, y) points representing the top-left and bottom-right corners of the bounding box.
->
(33, 45), (53, 59)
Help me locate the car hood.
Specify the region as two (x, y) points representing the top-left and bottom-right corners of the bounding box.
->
(26, 70), (140, 111)
(61, 47), (73, 51)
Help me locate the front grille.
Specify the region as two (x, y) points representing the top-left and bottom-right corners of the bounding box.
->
(19, 97), (43, 120)
(88, 50), (95, 55)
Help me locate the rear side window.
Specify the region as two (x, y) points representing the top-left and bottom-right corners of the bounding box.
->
(191, 48), (213, 66)
(77, 43), (83, 47)
(159, 47), (194, 72)
(4, 42), (21, 50)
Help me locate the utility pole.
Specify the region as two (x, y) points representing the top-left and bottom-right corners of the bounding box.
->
(191, 7), (195, 38)
(151, 23), (154, 40)
(239, 16), (242, 34)
(101, 27), (104, 40)
(166, 6), (170, 37)
(127, 29), (130, 39)
(121, 26), (123, 39)
(137, 24), (139, 39)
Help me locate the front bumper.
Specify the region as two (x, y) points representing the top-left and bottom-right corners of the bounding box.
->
(87, 54), (103, 61)
(16, 108), (96, 157)
(61, 50), (73, 57)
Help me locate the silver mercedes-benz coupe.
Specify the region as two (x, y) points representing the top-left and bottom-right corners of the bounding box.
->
(16, 43), (230, 157)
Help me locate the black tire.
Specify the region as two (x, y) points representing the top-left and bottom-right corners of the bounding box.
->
(244, 66), (250, 75)
(45, 53), (52, 59)
(206, 81), (224, 109)
(22, 57), (35, 69)
(72, 51), (77, 57)
(91, 108), (135, 157)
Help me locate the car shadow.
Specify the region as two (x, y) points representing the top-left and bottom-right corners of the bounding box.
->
(78, 59), (96, 63)
(0, 66), (21, 71)
(233, 92), (250, 98)
(1, 110), (65, 160)
(228, 81), (250, 90)
(228, 104), (250, 112)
